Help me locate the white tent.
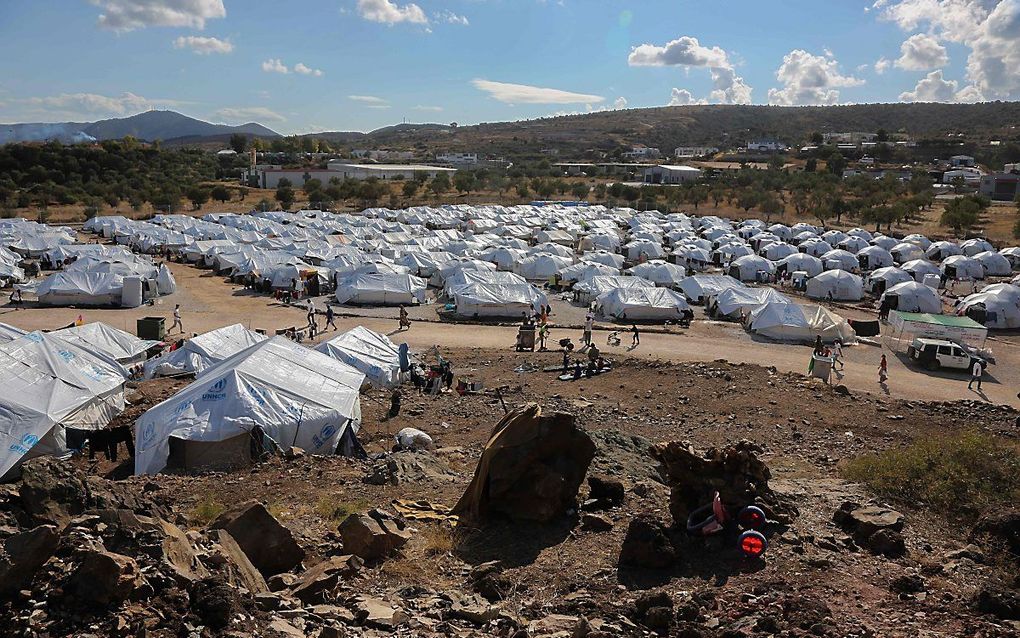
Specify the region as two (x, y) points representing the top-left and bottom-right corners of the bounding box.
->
(926, 241), (962, 262)
(805, 270), (864, 301)
(35, 272), (124, 306)
(865, 266), (913, 294)
(890, 242), (924, 264)
(134, 337), (364, 475)
(597, 287), (690, 322)
(559, 261), (618, 284)
(709, 287), (790, 320)
(626, 260), (686, 288)
(748, 303), (856, 344)
(315, 326), (404, 389)
(838, 236), (870, 253)
(857, 246), (894, 271)
(580, 251), (625, 269)
(144, 324), (267, 379)
(514, 254), (573, 280)
(880, 281), (942, 314)
(52, 322), (159, 366)
(999, 246), (1020, 270)
(477, 247), (527, 271)
(727, 255), (775, 282)
(973, 251), (1012, 277)
(956, 284), (1020, 329)
(901, 259), (941, 281)
(961, 238), (994, 257)
(451, 282), (549, 318)
(0, 331), (128, 477)
(573, 275), (655, 304)
(820, 249), (859, 273)
(799, 239), (833, 258)
(941, 254), (984, 280)
(902, 234), (932, 250)
(871, 236), (898, 251)
(624, 240), (666, 262)
(335, 273), (427, 306)
(762, 242), (797, 261)
(777, 253), (824, 277)
(678, 274), (744, 304)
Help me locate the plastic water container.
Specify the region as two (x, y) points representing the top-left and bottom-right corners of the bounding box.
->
(121, 276), (143, 308)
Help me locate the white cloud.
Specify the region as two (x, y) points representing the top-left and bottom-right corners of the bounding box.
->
(628, 36), (730, 68)
(613, 96), (628, 109)
(92, 0), (226, 32)
(876, 0), (1019, 99)
(356, 0), (428, 25)
(349, 95), (391, 109)
(22, 91), (183, 119)
(214, 106), (285, 123)
(172, 35), (233, 55)
(628, 35), (752, 104)
(668, 88), (707, 106)
(261, 58), (288, 74)
(898, 68), (980, 101)
(895, 33), (948, 69)
(767, 49), (864, 105)
(293, 63), (324, 77)
(436, 10), (469, 25)
(412, 105), (444, 111)
(874, 57), (892, 74)
(472, 79), (604, 104)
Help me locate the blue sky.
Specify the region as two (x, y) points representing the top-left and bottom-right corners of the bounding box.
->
(0, 0), (1016, 134)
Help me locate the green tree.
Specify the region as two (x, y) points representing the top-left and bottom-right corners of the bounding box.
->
(593, 183), (607, 200)
(738, 190), (760, 213)
(759, 193), (783, 222)
(453, 171), (477, 194)
(571, 182), (589, 200)
(303, 178), (323, 194)
(940, 195), (987, 234)
(515, 181), (531, 200)
(237, 186), (248, 201)
(810, 131), (824, 145)
(276, 185), (295, 210)
(402, 180), (419, 198)
(229, 134), (249, 154)
(826, 150), (846, 176)
(211, 185), (232, 203)
(430, 173), (451, 196)
(186, 186), (210, 210)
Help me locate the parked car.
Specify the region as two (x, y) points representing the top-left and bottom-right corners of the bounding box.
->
(907, 337), (987, 372)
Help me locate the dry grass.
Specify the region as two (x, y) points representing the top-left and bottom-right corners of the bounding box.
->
(843, 429), (1020, 517)
(421, 523), (458, 557)
(314, 494), (371, 522)
(189, 496), (226, 525)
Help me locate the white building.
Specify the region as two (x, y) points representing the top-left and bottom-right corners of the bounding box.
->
(622, 146), (662, 160)
(436, 152), (479, 165)
(326, 162), (457, 181)
(643, 165), (703, 185)
(675, 146), (719, 159)
(950, 155), (976, 167)
(746, 140), (788, 153)
(351, 150), (415, 161)
(822, 132), (877, 145)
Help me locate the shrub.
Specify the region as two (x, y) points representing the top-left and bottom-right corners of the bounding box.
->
(843, 429), (1020, 518)
(189, 497), (225, 525)
(315, 495), (370, 522)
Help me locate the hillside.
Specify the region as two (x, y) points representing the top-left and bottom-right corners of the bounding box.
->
(310, 102), (1020, 158)
(0, 110), (279, 144)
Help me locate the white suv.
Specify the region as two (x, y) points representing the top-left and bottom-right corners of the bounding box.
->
(907, 338), (987, 372)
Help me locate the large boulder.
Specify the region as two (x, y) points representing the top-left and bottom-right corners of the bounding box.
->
(619, 516), (677, 569)
(0, 525), (59, 596)
(288, 554), (363, 603)
(338, 509), (411, 561)
(210, 529), (268, 595)
(209, 501), (304, 578)
(453, 403), (596, 523)
(69, 550), (145, 605)
(18, 457), (91, 526)
(971, 509), (1020, 557)
(652, 440), (797, 525)
(833, 503), (907, 557)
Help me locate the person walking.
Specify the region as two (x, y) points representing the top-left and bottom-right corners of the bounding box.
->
(631, 323), (640, 347)
(325, 304), (338, 331)
(399, 305), (410, 331)
(968, 360), (983, 391)
(582, 312), (594, 347)
(878, 354), (888, 383)
(832, 339), (844, 370)
(170, 304), (183, 335)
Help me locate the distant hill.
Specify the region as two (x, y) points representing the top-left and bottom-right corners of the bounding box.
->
(306, 102), (1020, 158)
(0, 110), (280, 145)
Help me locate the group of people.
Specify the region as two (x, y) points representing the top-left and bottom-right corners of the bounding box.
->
(562, 339), (609, 380)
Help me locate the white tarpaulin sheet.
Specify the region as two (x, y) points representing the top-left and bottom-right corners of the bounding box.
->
(597, 287), (690, 321)
(748, 302), (856, 344)
(335, 273), (427, 305)
(135, 336), (365, 475)
(315, 326), (404, 388)
(52, 322), (159, 365)
(452, 282), (549, 318)
(0, 331), (128, 476)
(144, 324), (267, 379)
(0, 322), (27, 344)
(678, 274), (745, 304)
(710, 287), (790, 319)
(36, 271), (124, 306)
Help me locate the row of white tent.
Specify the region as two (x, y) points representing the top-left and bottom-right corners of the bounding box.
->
(0, 317), (410, 477)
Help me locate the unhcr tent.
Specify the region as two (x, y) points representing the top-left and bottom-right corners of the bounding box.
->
(727, 255), (775, 282)
(941, 255), (984, 280)
(973, 251), (1012, 277)
(596, 287), (690, 322)
(52, 322), (159, 366)
(144, 324), (267, 379)
(865, 267), (913, 295)
(0, 331), (128, 477)
(0, 322), (27, 344)
(334, 273), (427, 306)
(559, 261), (618, 284)
(35, 272), (125, 306)
(857, 246), (894, 271)
(451, 283), (549, 318)
(626, 260), (686, 288)
(806, 270), (864, 301)
(135, 337), (365, 475)
(879, 281), (942, 314)
(678, 274), (744, 304)
(956, 285), (1020, 329)
(748, 303), (856, 344)
(315, 326), (404, 389)
(777, 253), (824, 277)
(708, 287), (790, 320)
(514, 254), (573, 280)
(902, 259), (940, 282)
(573, 275), (655, 304)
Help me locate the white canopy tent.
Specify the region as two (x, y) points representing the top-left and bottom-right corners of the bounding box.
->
(880, 281), (942, 314)
(144, 324), (267, 379)
(748, 303), (856, 344)
(0, 331), (128, 477)
(626, 260), (686, 288)
(315, 326), (405, 389)
(708, 287), (790, 320)
(335, 273), (428, 306)
(451, 282), (549, 318)
(135, 337), (365, 475)
(596, 287), (691, 322)
(678, 274), (745, 304)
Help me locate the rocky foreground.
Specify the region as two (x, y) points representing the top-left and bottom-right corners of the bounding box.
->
(0, 358), (1019, 638)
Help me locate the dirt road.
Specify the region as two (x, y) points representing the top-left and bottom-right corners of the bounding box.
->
(3, 260), (1017, 407)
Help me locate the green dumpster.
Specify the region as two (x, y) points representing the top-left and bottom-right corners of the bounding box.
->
(137, 316), (166, 341)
